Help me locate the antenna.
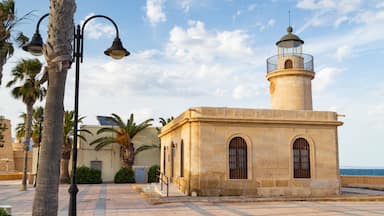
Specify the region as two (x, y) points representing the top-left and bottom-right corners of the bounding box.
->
(288, 9), (291, 26)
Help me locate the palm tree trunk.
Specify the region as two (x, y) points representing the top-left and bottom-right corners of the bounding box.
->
(128, 143), (135, 169)
(32, 67), (68, 215)
(60, 158), (70, 183)
(21, 102), (33, 191)
(32, 0), (75, 215)
(60, 147), (71, 184)
(0, 58), (4, 86)
(120, 144), (135, 169)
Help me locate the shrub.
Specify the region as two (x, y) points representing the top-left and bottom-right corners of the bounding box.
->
(76, 166), (102, 184)
(114, 167), (135, 183)
(0, 208), (10, 216)
(148, 165), (160, 183)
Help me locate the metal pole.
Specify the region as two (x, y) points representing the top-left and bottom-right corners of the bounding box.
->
(68, 24), (81, 216)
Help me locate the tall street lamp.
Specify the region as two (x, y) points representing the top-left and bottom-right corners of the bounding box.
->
(33, 109), (44, 188)
(23, 14), (129, 216)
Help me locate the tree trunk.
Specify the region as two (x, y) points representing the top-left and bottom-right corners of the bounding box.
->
(32, 0), (75, 215)
(0, 58), (4, 86)
(21, 102), (33, 191)
(60, 158), (70, 184)
(60, 140), (71, 184)
(120, 143), (135, 169)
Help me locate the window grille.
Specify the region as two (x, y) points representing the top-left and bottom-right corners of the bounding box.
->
(229, 137), (247, 179)
(180, 140), (184, 177)
(293, 138), (311, 178)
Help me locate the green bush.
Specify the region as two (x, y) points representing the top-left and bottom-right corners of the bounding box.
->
(76, 166), (102, 184)
(148, 165), (160, 183)
(114, 167), (135, 183)
(0, 208), (10, 216)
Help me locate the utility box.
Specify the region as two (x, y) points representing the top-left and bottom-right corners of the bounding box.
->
(133, 166), (148, 183)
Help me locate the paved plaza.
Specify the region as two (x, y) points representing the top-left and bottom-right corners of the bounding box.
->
(0, 181), (384, 215)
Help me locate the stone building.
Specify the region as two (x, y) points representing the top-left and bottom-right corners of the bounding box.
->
(159, 26), (343, 196)
(0, 117), (32, 173)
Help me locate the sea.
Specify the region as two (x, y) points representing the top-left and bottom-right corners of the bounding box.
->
(340, 168), (384, 176)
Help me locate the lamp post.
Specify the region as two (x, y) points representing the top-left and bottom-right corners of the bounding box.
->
(34, 110), (44, 188)
(23, 14), (129, 216)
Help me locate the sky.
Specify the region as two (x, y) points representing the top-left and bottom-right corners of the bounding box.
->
(0, 0), (383, 168)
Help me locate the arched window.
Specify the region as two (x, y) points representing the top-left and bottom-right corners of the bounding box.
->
(293, 138), (310, 178)
(229, 137), (247, 179)
(180, 140), (184, 177)
(163, 147), (166, 176)
(284, 59), (293, 69)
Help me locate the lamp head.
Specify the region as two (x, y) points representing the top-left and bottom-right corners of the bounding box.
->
(22, 32), (44, 56)
(104, 37), (130, 60)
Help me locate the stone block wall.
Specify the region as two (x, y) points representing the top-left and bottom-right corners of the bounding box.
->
(0, 118), (15, 171)
(160, 107), (342, 197)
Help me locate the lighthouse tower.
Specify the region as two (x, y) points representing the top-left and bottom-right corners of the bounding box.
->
(266, 26), (315, 110)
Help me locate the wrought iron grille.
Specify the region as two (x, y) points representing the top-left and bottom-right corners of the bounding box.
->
(293, 138), (311, 178)
(229, 137), (248, 179)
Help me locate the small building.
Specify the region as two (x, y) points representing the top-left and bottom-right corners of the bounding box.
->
(77, 125), (160, 182)
(159, 26), (343, 196)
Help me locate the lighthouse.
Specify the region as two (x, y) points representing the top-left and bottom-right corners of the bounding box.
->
(266, 26), (315, 110)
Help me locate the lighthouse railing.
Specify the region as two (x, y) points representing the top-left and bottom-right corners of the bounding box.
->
(266, 53), (313, 73)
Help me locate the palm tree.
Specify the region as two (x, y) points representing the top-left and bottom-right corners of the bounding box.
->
(15, 107), (44, 145)
(32, 1), (75, 215)
(159, 116), (174, 126)
(60, 110), (91, 184)
(6, 58), (45, 191)
(156, 116), (174, 133)
(0, 0), (30, 85)
(90, 113), (154, 169)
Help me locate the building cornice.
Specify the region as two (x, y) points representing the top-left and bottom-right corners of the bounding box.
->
(159, 107), (343, 137)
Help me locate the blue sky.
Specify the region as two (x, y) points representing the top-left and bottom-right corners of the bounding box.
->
(1, 0), (384, 168)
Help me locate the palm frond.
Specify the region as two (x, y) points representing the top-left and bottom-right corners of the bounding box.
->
(96, 127), (121, 135)
(135, 144), (159, 156)
(89, 137), (116, 146)
(94, 141), (116, 151)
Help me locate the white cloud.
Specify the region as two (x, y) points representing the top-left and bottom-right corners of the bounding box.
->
(377, 2), (384, 8)
(232, 85), (253, 100)
(296, 0), (363, 32)
(248, 4), (257, 11)
(232, 10), (242, 20)
(335, 45), (351, 61)
(297, 0), (318, 9)
(166, 20), (254, 64)
(180, 0), (192, 13)
(146, 0), (167, 26)
(297, 0), (361, 12)
(267, 19), (276, 27)
(368, 104), (384, 115)
(81, 13), (115, 39)
(313, 67), (344, 92)
(254, 19), (276, 32)
(334, 16), (348, 28)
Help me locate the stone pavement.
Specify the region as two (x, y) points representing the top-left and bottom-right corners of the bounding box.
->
(1, 180), (384, 215)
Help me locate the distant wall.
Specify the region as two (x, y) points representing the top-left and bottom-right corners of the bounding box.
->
(13, 151), (33, 172)
(0, 118), (15, 171)
(341, 176), (384, 188)
(77, 126), (160, 182)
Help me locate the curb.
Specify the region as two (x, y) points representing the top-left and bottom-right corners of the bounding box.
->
(146, 195), (384, 205)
